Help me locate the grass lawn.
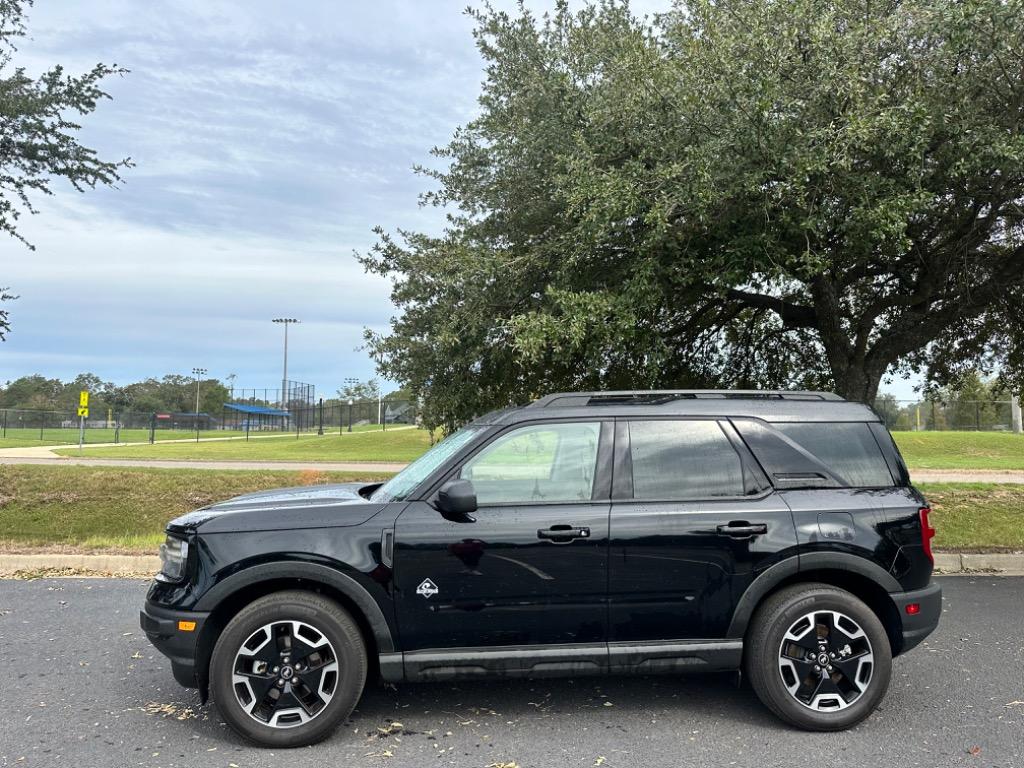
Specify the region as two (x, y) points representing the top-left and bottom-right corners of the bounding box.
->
(0, 465), (395, 552)
(0, 465), (1016, 554)
(918, 482), (1024, 552)
(893, 431), (1024, 470)
(0, 422), (393, 449)
(53, 428), (433, 462)
(45, 426), (1024, 471)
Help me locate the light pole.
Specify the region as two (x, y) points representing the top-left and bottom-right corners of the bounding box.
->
(272, 318), (299, 424)
(191, 367), (207, 442)
(348, 398), (354, 432)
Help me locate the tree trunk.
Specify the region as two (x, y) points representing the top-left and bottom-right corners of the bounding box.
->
(831, 363), (882, 404)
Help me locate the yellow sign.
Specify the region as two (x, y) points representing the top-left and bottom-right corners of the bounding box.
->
(79, 390), (90, 408)
(77, 406), (89, 418)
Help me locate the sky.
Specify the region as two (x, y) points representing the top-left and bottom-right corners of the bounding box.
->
(1, 0), (506, 397)
(0, 0), (919, 400)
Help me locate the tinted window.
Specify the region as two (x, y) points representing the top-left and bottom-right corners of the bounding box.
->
(775, 422), (893, 487)
(629, 420), (744, 499)
(460, 422), (601, 504)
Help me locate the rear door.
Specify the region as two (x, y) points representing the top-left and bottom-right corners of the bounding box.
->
(608, 418), (798, 643)
(393, 419), (613, 653)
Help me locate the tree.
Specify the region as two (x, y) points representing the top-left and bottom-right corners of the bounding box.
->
(336, 378), (381, 403)
(0, 0), (130, 339)
(362, 0), (1024, 430)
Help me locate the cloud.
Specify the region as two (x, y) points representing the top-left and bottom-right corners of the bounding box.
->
(2, 0), (496, 391)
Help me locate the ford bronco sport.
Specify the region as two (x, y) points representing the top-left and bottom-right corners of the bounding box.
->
(141, 390), (941, 746)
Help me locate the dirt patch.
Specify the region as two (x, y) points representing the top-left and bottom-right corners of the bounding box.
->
(6, 566), (152, 580)
(39, 491), (81, 504)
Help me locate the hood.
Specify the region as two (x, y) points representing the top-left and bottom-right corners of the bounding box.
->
(167, 482), (386, 534)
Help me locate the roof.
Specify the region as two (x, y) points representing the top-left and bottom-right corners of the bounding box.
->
(472, 390), (878, 426)
(224, 403), (291, 417)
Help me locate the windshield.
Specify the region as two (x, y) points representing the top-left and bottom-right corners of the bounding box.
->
(370, 426), (484, 502)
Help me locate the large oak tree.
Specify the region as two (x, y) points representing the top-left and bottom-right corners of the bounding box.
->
(363, 0), (1024, 430)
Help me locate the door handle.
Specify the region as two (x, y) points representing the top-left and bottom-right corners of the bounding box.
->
(716, 522), (768, 538)
(537, 524), (591, 543)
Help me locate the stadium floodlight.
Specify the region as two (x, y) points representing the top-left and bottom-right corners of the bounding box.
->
(191, 367), (208, 442)
(272, 318), (300, 409)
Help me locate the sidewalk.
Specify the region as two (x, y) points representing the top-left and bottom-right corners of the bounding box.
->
(0, 455), (407, 472)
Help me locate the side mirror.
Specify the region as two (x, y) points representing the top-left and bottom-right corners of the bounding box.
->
(437, 479), (477, 520)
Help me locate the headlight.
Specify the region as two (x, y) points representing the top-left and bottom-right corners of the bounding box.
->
(157, 535), (190, 582)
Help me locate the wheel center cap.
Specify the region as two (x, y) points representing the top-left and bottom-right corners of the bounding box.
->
(817, 653), (830, 666)
(280, 665), (294, 680)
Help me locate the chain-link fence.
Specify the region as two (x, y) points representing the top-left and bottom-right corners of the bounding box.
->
(0, 408), (229, 444)
(874, 398), (1019, 431)
(0, 398), (419, 444)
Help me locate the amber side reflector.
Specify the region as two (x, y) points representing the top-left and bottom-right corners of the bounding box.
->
(905, 603), (920, 616)
(178, 620), (197, 632)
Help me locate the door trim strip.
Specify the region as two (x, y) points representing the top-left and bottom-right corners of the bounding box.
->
(382, 639), (743, 682)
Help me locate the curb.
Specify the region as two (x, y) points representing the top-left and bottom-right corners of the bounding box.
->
(2, 552), (1023, 578)
(933, 552), (1024, 576)
(0, 553), (159, 577)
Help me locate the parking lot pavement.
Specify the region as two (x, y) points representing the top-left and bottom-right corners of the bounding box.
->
(1, 577), (1021, 768)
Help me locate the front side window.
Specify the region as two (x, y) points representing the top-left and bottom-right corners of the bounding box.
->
(460, 422), (601, 504)
(629, 420), (744, 499)
(775, 422), (894, 487)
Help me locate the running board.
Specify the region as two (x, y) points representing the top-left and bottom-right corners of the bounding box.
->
(379, 639), (743, 683)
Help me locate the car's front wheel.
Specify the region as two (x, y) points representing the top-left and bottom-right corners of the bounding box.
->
(745, 583), (892, 731)
(210, 590), (367, 747)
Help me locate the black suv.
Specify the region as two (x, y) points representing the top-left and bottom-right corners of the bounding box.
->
(141, 390), (941, 746)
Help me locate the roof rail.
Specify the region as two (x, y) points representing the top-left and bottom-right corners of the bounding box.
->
(530, 390), (845, 408)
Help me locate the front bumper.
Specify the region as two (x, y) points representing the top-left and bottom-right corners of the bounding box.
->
(140, 600), (210, 689)
(890, 580), (942, 654)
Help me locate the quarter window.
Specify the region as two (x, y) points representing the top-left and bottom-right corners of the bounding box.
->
(460, 422), (601, 504)
(628, 420), (744, 499)
(775, 422), (894, 487)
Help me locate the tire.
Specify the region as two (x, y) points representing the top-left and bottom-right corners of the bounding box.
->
(745, 583), (892, 731)
(210, 590), (367, 747)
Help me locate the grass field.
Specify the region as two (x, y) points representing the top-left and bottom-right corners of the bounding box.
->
(0, 465), (394, 551)
(52, 428), (433, 462)
(892, 431), (1024, 470)
(45, 426), (1024, 470)
(0, 422), (392, 449)
(0, 465), (1017, 553)
(918, 482), (1024, 551)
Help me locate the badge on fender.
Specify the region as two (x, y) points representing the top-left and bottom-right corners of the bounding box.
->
(416, 578), (439, 598)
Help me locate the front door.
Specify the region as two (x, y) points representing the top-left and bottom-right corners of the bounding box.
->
(394, 420), (612, 653)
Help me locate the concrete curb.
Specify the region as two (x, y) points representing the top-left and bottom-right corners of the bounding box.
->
(0, 553), (159, 577)
(933, 552), (1024, 576)
(1, 552), (1022, 578)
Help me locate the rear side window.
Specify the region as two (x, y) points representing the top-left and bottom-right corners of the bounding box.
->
(774, 422), (893, 487)
(628, 420), (744, 499)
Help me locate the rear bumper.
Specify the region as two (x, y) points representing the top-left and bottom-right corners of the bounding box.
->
(890, 580), (942, 654)
(140, 600), (210, 688)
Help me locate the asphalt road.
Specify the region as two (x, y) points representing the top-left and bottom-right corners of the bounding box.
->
(1, 577), (1021, 768)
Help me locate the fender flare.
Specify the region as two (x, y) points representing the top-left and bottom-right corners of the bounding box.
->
(194, 561), (395, 653)
(726, 552), (902, 638)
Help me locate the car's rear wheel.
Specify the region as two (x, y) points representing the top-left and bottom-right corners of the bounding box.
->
(745, 583), (892, 731)
(210, 590), (367, 747)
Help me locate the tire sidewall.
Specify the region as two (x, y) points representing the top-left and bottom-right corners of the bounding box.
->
(749, 587), (892, 731)
(210, 592), (366, 748)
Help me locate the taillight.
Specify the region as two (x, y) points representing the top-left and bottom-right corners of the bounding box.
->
(919, 507), (936, 564)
